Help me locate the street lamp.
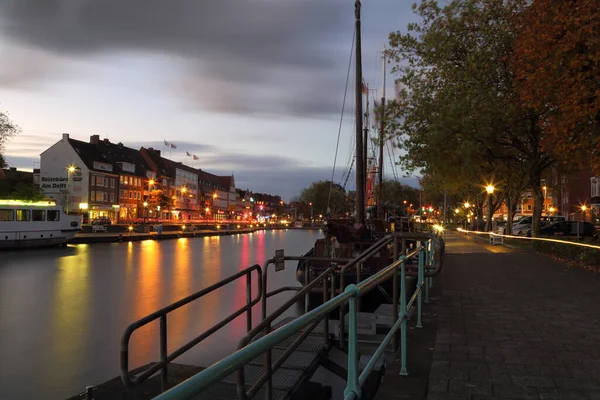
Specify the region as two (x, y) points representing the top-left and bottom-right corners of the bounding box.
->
(486, 185), (495, 231)
(309, 202), (313, 223)
(463, 202), (470, 229)
(581, 205), (587, 222)
(143, 201), (148, 225)
(65, 165), (76, 214)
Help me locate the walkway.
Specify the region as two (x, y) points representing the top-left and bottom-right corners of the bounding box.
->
(428, 232), (600, 399)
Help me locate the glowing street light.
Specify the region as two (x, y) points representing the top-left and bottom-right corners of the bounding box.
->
(485, 185), (495, 231)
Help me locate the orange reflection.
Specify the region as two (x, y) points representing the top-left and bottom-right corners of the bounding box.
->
(45, 245), (91, 386)
(130, 240), (161, 366)
(168, 238), (192, 347)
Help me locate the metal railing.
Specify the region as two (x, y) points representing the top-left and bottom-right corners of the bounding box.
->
(152, 233), (444, 400)
(120, 264), (263, 393)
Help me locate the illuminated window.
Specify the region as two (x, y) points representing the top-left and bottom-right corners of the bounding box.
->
(16, 209), (30, 221)
(0, 210), (13, 221)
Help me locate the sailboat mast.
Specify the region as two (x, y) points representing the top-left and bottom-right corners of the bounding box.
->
(377, 49), (386, 219)
(354, 0), (365, 225)
(363, 82), (369, 208)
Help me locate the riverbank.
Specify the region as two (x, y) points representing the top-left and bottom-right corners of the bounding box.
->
(69, 226), (321, 244)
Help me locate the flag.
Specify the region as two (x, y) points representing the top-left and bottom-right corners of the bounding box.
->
(164, 140), (170, 147)
(186, 151), (191, 157)
(170, 143), (177, 149)
(193, 155), (199, 160)
(361, 81), (368, 94)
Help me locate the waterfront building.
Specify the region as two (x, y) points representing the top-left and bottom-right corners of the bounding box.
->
(37, 133), (288, 223)
(40, 134), (120, 221)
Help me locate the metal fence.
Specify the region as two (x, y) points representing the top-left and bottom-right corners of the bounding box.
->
(149, 232), (444, 400)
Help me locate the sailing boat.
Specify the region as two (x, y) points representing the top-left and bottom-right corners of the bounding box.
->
(295, 0), (401, 307)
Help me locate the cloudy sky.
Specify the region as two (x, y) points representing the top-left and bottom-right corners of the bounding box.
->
(0, 0), (419, 200)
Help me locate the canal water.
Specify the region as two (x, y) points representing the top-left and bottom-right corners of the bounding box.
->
(0, 229), (322, 399)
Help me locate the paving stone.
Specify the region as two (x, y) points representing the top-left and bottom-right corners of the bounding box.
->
(419, 234), (600, 400)
(428, 377), (449, 393)
(511, 375), (556, 388)
(553, 377), (600, 390)
(448, 379), (492, 396)
(492, 384), (539, 399)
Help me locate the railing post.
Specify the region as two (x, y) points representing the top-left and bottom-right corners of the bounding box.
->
(265, 323), (273, 400)
(400, 259), (408, 376)
(323, 274), (329, 346)
(339, 273), (346, 351)
(344, 288), (361, 400)
(262, 262), (268, 321)
(417, 245), (424, 329)
(160, 315), (168, 392)
(392, 236), (399, 351)
(246, 271), (252, 332)
(304, 263), (310, 314)
(356, 261), (362, 312)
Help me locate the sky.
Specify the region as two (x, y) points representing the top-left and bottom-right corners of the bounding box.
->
(0, 0), (420, 200)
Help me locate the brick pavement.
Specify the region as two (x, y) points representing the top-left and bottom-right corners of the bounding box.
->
(428, 232), (600, 400)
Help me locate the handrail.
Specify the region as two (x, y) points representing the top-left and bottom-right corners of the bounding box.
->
(120, 264), (263, 393)
(153, 244), (430, 400)
(237, 265), (337, 400)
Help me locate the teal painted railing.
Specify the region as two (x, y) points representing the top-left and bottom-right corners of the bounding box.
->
(153, 232), (444, 400)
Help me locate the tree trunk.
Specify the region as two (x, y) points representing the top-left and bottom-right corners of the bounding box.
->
(530, 170), (543, 237)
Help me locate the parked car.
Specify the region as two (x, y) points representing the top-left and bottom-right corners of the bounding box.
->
(540, 221), (596, 238)
(91, 217), (112, 225)
(510, 216), (565, 236)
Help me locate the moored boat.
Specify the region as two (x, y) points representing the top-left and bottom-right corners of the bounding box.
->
(0, 200), (82, 249)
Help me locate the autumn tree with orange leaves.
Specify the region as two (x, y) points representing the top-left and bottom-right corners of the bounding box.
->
(513, 0), (600, 172)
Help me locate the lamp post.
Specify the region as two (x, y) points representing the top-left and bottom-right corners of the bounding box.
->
(464, 202), (471, 229)
(486, 184), (495, 232)
(309, 202), (313, 225)
(143, 201), (148, 225)
(581, 205), (587, 223)
(66, 165), (75, 214)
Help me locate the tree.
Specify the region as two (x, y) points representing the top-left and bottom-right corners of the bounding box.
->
(148, 189), (169, 210)
(513, 0), (600, 172)
(296, 180), (350, 217)
(0, 111), (20, 168)
(0, 169), (44, 200)
(385, 0), (557, 236)
(378, 179), (419, 206)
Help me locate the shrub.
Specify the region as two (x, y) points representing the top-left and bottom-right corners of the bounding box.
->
(532, 238), (600, 271)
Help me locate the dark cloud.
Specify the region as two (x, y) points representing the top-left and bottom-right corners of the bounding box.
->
(0, 0), (357, 117)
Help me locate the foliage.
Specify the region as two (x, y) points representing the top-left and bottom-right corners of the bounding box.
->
(0, 111), (21, 167)
(148, 189), (169, 210)
(513, 0), (600, 172)
(379, 179), (419, 207)
(384, 0), (557, 236)
(0, 169), (44, 200)
(296, 180), (350, 216)
(532, 238), (600, 272)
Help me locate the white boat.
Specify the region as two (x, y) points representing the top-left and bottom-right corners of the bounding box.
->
(0, 200), (82, 249)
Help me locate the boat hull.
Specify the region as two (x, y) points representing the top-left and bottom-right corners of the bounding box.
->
(0, 202), (82, 250)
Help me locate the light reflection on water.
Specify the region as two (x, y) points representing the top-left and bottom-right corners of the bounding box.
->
(0, 229), (321, 399)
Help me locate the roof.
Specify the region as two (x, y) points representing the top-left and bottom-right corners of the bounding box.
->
(197, 169), (228, 191)
(69, 138), (150, 176)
